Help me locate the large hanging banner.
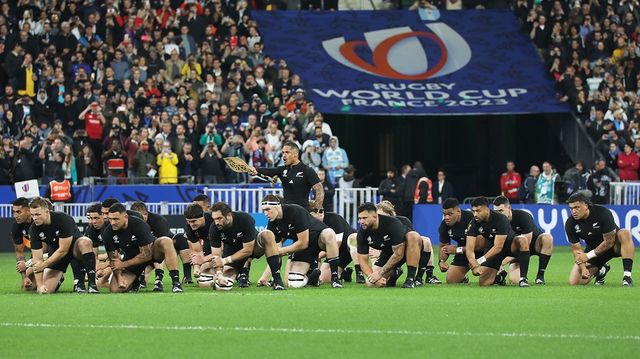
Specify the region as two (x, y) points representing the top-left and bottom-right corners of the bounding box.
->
(253, 9), (568, 115)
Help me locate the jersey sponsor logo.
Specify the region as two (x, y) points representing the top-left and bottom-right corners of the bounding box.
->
(39, 232), (45, 238)
(367, 236), (373, 244)
(288, 224), (294, 230)
(283, 169), (288, 177)
(383, 234), (390, 241)
(289, 180), (294, 184)
(236, 232), (243, 237)
(221, 233), (227, 240)
(574, 225), (581, 233)
(593, 222), (600, 229)
(296, 172), (304, 178)
(478, 227), (484, 234)
(131, 235), (137, 241)
(113, 235), (119, 243)
(55, 230), (60, 236)
(448, 229), (452, 236)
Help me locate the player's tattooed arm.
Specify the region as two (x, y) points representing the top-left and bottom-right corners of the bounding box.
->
(312, 182), (324, 209)
(122, 244), (153, 267)
(379, 243), (405, 276)
(594, 230), (617, 255)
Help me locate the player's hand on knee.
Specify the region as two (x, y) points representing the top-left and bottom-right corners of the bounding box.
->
(16, 260), (27, 273)
(580, 267), (590, 279)
(22, 278), (33, 290)
(439, 261), (449, 272)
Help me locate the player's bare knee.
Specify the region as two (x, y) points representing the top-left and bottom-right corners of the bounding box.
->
(421, 236), (432, 251)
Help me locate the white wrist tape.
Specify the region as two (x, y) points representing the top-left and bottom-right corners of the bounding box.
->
(477, 256), (487, 265)
(586, 250), (597, 259)
(456, 247), (464, 254)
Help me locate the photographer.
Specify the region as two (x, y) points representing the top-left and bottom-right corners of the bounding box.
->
(199, 123), (223, 147)
(200, 141), (223, 184)
(156, 140), (179, 184)
(38, 136), (64, 184)
(221, 134), (246, 183)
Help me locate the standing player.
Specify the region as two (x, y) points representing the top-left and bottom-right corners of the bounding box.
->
(102, 203), (184, 293)
(308, 200), (359, 284)
(249, 140), (324, 211)
(260, 194), (342, 288)
(565, 192), (634, 286)
(11, 197), (37, 291)
(28, 197), (99, 293)
(492, 196), (554, 285)
(356, 202), (408, 288)
(465, 197), (531, 287)
(198, 202), (286, 290)
(375, 201), (440, 287)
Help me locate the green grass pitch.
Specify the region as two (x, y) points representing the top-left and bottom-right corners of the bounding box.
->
(0, 248), (638, 358)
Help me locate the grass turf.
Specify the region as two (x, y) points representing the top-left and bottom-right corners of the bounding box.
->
(0, 248), (638, 358)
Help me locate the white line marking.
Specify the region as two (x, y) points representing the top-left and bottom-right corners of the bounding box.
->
(1, 322), (638, 341)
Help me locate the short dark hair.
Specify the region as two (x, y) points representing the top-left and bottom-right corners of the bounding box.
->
(567, 192), (591, 205)
(12, 197), (30, 208)
(29, 197), (49, 210)
(87, 203), (102, 214)
(470, 197), (489, 208)
(130, 201), (148, 214)
(185, 203), (205, 219)
(109, 203), (127, 213)
(492, 195), (510, 207)
(193, 194), (210, 203)
(442, 198), (459, 210)
(101, 197), (119, 209)
(357, 202), (377, 214)
(210, 202), (232, 216)
(282, 140), (299, 152)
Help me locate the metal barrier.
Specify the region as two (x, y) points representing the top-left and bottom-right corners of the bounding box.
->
(204, 187), (380, 226)
(609, 182), (640, 205)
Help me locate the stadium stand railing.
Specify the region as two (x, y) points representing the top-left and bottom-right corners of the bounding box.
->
(609, 182), (640, 206)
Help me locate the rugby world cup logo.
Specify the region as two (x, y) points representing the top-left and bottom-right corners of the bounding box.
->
(322, 9), (471, 80)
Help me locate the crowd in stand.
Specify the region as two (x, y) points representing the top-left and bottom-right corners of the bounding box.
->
(0, 0), (356, 187)
(521, 0), (640, 180)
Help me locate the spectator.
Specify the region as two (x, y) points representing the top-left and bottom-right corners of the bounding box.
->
(301, 140), (322, 172)
(39, 137), (64, 184)
(378, 168), (401, 209)
(617, 143), (639, 181)
(157, 140), (179, 184)
(338, 165), (361, 215)
(322, 136), (349, 186)
(221, 134), (247, 183)
(587, 159), (613, 204)
(562, 161), (586, 196)
(434, 169), (455, 204)
(535, 161), (559, 204)
(102, 140), (127, 184)
(200, 142), (224, 184)
(178, 142), (198, 181)
(606, 142), (621, 170)
(500, 161), (522, 203)
(61, 144), (77, 185)
(133, 140), (156, 184)
(76, 143), (98, 185)
(520, 165), (540, 204)
(110, 49), (131, 83)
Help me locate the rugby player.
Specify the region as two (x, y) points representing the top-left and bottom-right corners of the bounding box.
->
(261, 194), (342, 288)
(11, 197), (37, 291)
(565, 193), (634, 286)
(493, 196), (553, 285)
(356, 202), (408, 288)
(28, 197), (98, 293)
(102, 203), (183, 293)
(437, 198), (477, 284)
(465, 197), (531, 287)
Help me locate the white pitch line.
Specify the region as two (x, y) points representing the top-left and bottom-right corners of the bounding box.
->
(1, 322), (639, 341)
